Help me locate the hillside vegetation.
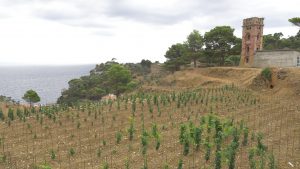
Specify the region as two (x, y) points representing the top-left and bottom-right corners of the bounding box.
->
(57, 61), (139, 104)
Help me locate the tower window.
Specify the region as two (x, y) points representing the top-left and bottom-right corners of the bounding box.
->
(297, 57), (300, 66)
(246, 56), (249, 63)
(247, 34), (251, 40)
(245, 46), (250, 64)
(257, 35), (260, 40)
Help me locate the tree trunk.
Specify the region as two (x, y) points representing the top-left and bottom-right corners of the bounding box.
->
(193, 58), (197, 68)
(221, 54), (225, 66)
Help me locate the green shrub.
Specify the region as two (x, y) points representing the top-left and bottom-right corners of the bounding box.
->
(142, 157), (148, 169)
(243, 127), (249, 146)
(69, 148), (75, 156)
(8, 108), (14, 121)
(50, 149), (56, 160)
(116, 131), (122, 144)
(204, 137), (212, 162)
(77, 121), (81, 129)
(248, 148), (256, 169)
(125, 158), (130, 169)
(0, 109), (4, 121)
(102, 161), (109, 169)
(38, 163), (52, 169)
(163, 163), (169, 169)
(177, 159), (183, 169)
(268, 153), (276, 169)
(151, 123), (158, 138)
(215, 151), (222, 169)
(194, 127), (202, 151)
(0, 154), (6, 163)
(97, 148), (101, 157)
(257, 133), (267, 153)
(155, 138), (161, 150)
(183, 137), (190, 156)
(179, 124), (187, 144)
(141, 130), (149, 155)
(128, 117), (135, 141)
(261, 68), (272, 81)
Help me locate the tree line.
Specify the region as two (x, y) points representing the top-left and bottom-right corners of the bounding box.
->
(164, 26), (241, 72)
(262, 17), (299, 50)
(164, 17), (300, 72)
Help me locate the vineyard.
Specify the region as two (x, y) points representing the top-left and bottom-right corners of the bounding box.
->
(0, 82), (299, 169)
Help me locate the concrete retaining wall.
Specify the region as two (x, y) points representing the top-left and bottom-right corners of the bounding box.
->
(253, 50), (300, 67)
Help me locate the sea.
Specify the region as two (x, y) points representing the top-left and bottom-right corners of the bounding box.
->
(0, 65), (94, 105)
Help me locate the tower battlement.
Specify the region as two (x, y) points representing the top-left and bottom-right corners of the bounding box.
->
(243, 17), (264, 26)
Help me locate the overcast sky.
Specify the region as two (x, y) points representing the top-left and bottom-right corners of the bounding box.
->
(0, 0), (299, 65)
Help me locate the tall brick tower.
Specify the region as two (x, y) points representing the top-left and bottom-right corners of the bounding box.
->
(240, 17), (264, 67)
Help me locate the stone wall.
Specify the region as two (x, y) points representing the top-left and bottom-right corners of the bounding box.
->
(253, 50), (300, 67)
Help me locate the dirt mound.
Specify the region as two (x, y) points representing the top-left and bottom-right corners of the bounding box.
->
(200, 67), (262, 86)
(146, 67), (262, 89)
(248, 67), (300, 99)
(249, 75), (267, 90)
(272, 68), (300, 98)
(155, 68), (231, 88)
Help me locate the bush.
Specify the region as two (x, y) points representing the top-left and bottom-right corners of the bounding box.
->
(215, 151), (222, 169)
(177, 159), (183, 169)
(37, 163), (52, 169)
(69, 148), (75, 156)
(0, 154), (6, 163)
(141, 130), (149, 155)
(96, 148), (101, 158)
(125, 158), (130, 169)
(102, 161), (109, 169)
(179, 124), (187, 144)
(128, 117), (135, 141)
(183, 137), (190, 156)
(163, 163), (169, 169)
(261, 68), (272, 81)
(8, 108), (14, 121)
(0, 109), (4, 121)
(248, 148), (256, 169)
(50, 149), (56, 160)
(116, 131), (122, 144)
(269, 153), (276, 169)
(243, 127), (249, 146)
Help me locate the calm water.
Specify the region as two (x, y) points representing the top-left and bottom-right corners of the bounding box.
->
(0, 65), (94, 104)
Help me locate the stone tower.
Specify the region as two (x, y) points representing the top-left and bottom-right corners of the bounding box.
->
(240, 17), (264, 67)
